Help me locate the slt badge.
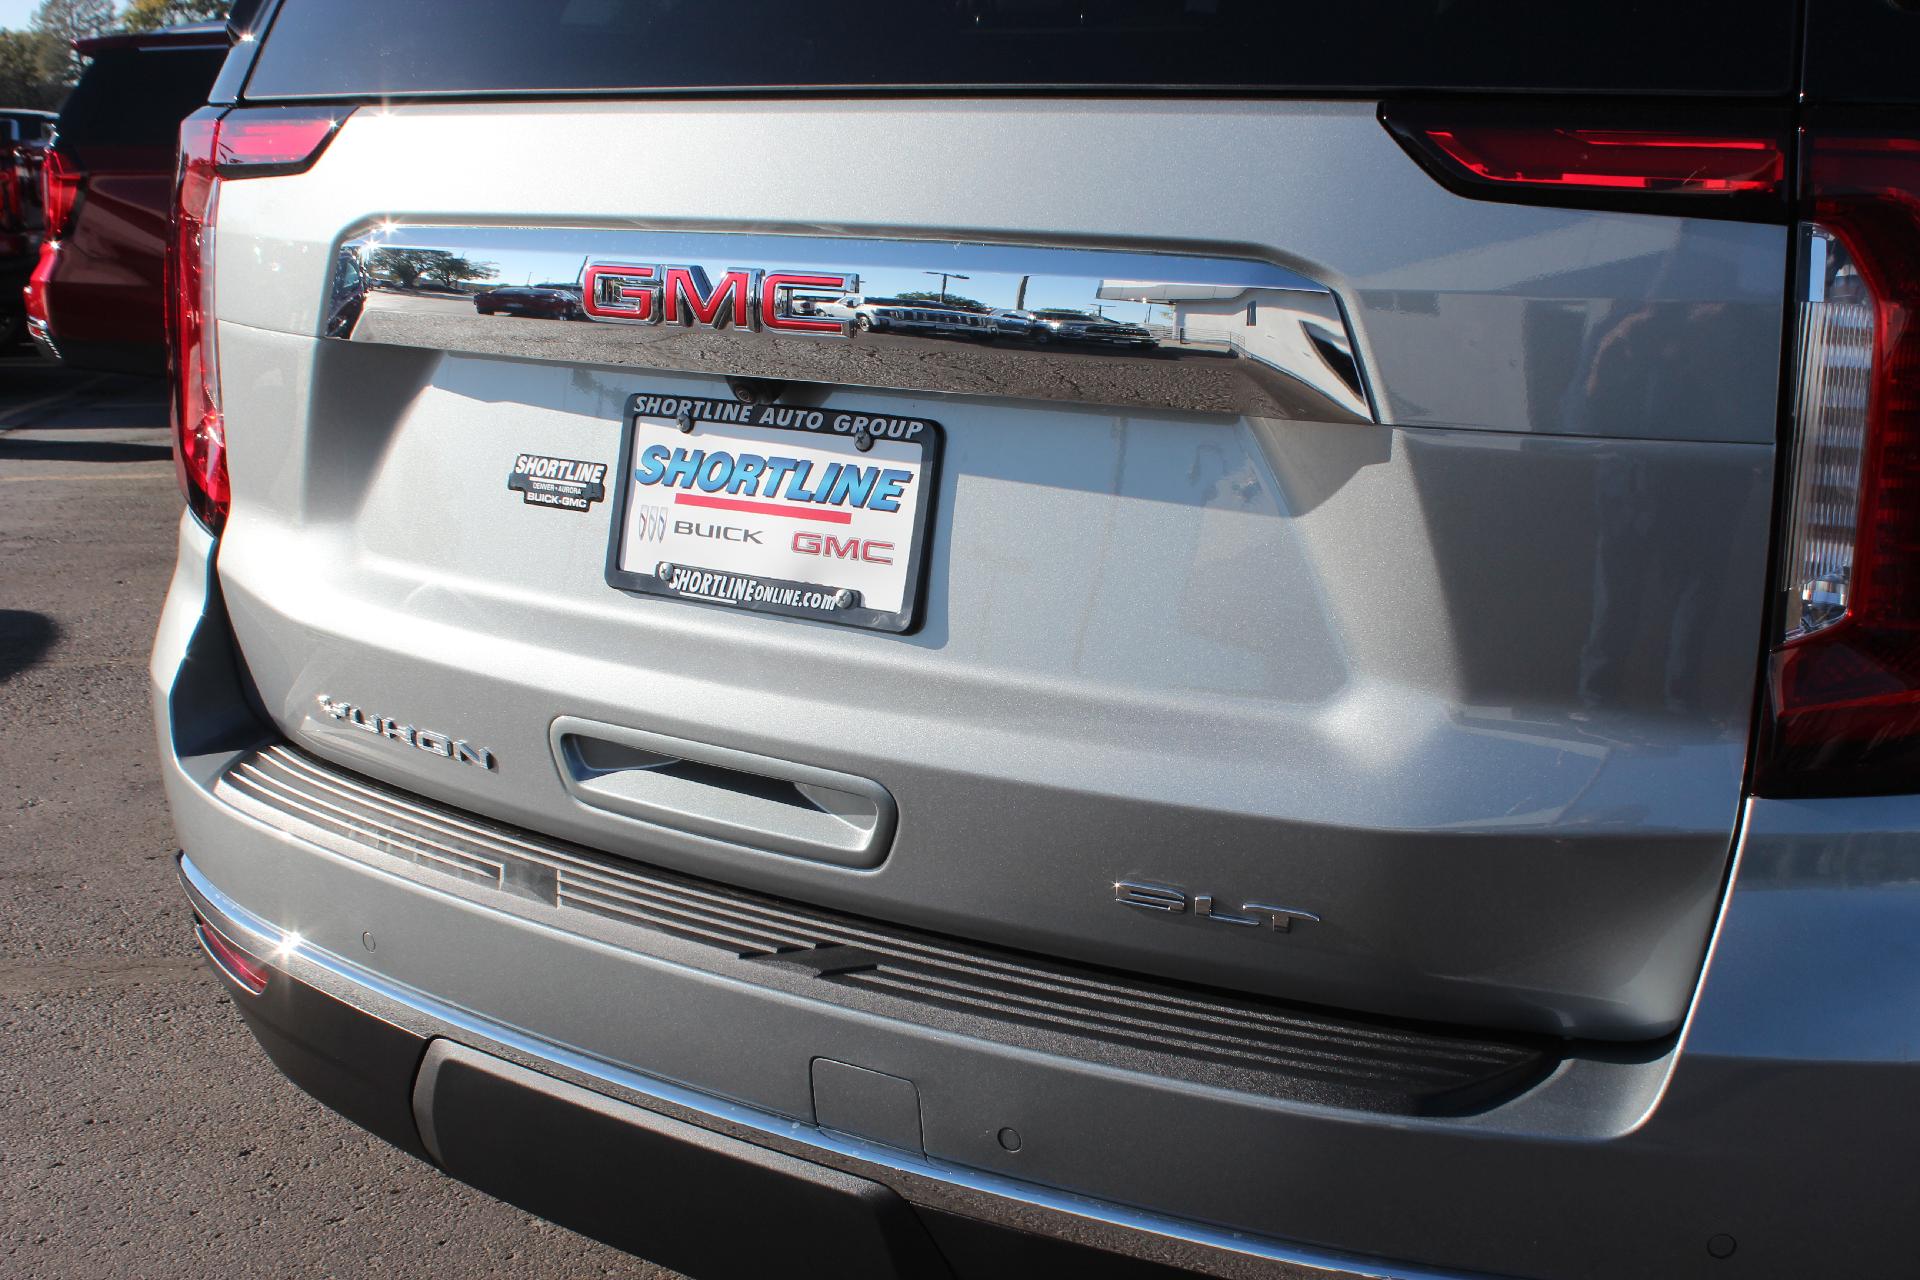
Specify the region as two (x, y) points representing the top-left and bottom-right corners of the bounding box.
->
(1115, 881), (1319, 934)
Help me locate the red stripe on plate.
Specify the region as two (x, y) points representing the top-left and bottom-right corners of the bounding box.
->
(673, 492), (853, 524)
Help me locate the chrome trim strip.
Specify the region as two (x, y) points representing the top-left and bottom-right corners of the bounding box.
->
(180, 852), (1453, 1280)
(326, 227), (1375, 422)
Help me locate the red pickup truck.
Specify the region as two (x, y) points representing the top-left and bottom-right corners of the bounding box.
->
(1, 109), (55, 346)
(25, 24), (226, 372)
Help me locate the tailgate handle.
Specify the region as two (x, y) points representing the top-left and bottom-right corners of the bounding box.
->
(549, 716), (896, 869)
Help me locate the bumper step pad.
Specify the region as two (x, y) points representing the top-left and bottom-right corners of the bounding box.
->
(218, 743), (1553, 1115)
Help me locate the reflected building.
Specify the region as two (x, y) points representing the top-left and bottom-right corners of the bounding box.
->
(1098, 280), (1370, 421)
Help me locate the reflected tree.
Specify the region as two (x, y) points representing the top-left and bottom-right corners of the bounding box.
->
(425, 253), (498, 290)
(366, 248), (499, 292)
(894, 290), (987, 312)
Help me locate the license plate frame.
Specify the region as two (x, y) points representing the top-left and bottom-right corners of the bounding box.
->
(604, 391), (942, 634)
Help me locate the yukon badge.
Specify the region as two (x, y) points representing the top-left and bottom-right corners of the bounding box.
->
(1115, 881), (1319, 934)
(315, 695), (495, 770)
(581, 263), (859, 335)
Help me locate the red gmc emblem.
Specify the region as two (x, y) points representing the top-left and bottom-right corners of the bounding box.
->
(581, 263), (858, 336)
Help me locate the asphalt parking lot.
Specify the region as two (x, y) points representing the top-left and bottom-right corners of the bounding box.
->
(0, 354), (668, 1279)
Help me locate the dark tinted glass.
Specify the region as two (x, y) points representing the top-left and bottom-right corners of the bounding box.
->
(1804, 0), (1920, 105)
(248, 0), (1793, 99)
(1, 113), (54, 143)
(59, 47), (227, 149)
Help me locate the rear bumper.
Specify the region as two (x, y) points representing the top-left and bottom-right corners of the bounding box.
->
(156, 510), (1920, 1280)
(183, 855), (1376, 1280)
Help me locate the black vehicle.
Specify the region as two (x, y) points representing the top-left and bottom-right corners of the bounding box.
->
(0, 110), (55, 138)
(1, 108), (56, 191)
(474, 283), (584, 319)
(1027, 308), (1157, 347)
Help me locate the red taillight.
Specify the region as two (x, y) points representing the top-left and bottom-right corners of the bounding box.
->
(41, 146), (81, 238)
(1381, 105), (1789, 219)
(1759, 129), (1920, 796)
(1421, 127), (1783, 195)
(24, 240), (56, 340)
(171, 109), (225, 531)
(168, 106), (351, 534)
(194, 917), (269, 995)
(214, 108), (347, 170)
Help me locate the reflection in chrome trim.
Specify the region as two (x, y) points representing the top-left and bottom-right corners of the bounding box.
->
(327, 228), (1375, 423)
(180, 853), (1436, 1280)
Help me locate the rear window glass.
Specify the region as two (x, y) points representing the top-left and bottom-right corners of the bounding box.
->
(1803, 0), (1920, 105)
(1, 115), (53, 143)
(60, 47), (226, 149)
(247, 0), (1793, 99)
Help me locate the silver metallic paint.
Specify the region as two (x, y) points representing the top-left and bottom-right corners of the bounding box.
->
(152, 86), (1920, 1280)
(153, 691), (1920, 1280)
(158, 502), (1920, 1275)
(180, 855), (1445, 1280)
(211, 321), (1772, 1036)
(214, 98), (1785, 442)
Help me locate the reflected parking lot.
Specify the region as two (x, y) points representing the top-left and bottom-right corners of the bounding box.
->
(332, 229), (1376, 422)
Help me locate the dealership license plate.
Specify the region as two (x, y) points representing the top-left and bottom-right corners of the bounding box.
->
(606, 392), (942, 633)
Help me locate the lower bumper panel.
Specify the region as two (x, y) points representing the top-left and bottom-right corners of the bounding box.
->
(224, 948), (432, 1162)
(415, 1039), (953, 1280)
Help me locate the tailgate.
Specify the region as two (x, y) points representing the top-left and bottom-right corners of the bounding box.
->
(208, 97), (1782, 1039)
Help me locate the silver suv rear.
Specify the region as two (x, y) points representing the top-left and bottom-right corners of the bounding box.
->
(157, 3), (1920, 1277)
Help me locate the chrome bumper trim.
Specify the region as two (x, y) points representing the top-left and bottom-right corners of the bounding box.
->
(180, 851), (1462, 1280)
